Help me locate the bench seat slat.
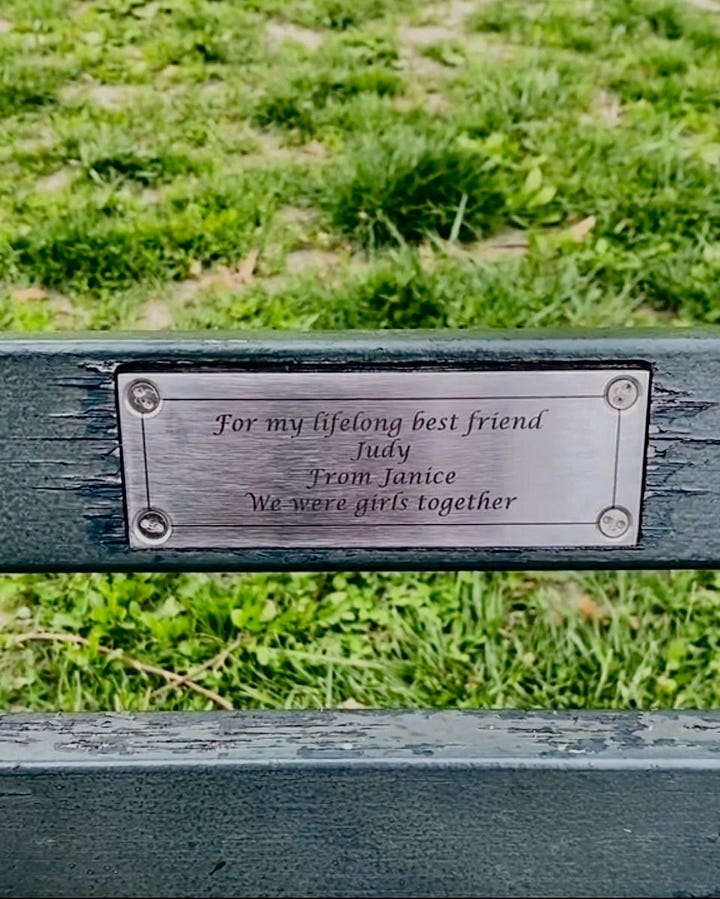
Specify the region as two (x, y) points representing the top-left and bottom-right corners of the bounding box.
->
(1, 710), (718, 898)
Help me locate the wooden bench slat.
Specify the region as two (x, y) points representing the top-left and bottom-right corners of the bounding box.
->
(1, 711), (719, 898)
(0, 330), (717, 570)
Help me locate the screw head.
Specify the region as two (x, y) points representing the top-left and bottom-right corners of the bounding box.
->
(605, 376), (639, 411)
(597, 506), (630, 539)
(126, 379), (161, 416)
(134, 508), (171, 545)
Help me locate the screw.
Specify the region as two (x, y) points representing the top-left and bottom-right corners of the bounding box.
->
(597, 506), (630, 539)
(135, 508), (171, 545)
(126, 379), (161, 416)
(605, 376), (639, 411)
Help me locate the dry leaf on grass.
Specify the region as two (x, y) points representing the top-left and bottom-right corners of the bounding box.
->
(463, 230), (528, 262)
(568, 215), (597, 243)
(340, 697), (369, 710)
(574, 594), (605, 622)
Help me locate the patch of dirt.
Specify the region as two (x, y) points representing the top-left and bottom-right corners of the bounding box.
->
(10, 286), (81, 325)
(152, 250), (262, 318)
(34, 169), (72, 193)
(260, 246), (366, 293)
(465, 229), (529, 262)
(239, 131), (328, 167)
(276, 204), (321, 229)
(481, 38), (523, 61)
(423, 0), (487, 28)
(47, 291), (81, 326)
(61, 82), (141, 110)
(11, 286), (48, 303)
(140, 187), (163, 205)
(161, 243), (369, 309)
(285, 248), (344, 274)
(580, 89), (622, 127)
(199, 81), (227, 100)
(89, 83), (141, 109)
(687, 0), (720, 10)
(16, 131), (56, 154)
(297, 139), (326, 159)
(136, 298), (174, 330)
(398, 2), (498, 79)
(397, 24), (457, 47)
(393, 89), (450, 114)
(406, 54), (455, 80)
(212, 250), (259, 288)
(266, 20), (324, 51)
(0, 19), (14, 33)
(417, 231), (528, 269)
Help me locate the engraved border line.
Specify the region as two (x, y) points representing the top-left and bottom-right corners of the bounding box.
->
(612, 409), (621, 507)
(163, 394), (604, 402)
(173, 522), (598, 529)
(134, 390), (622, 537)
(140, 416), (151, 509)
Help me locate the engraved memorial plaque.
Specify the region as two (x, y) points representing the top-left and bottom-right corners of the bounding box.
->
(117, 369), (650, 549)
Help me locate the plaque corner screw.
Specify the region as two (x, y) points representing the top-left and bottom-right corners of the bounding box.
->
(126, 379), (161, 416)
(597, 506), (630, 539)
(135, 508), (171, 545)
(605, 376), (639, 411)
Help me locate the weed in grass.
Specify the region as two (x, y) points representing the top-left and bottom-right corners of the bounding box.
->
(469, 0), (720, 56)
(254, 32), (404, 136)
(8, 173), (286, 290)
(254, 67), (403, 134)
(324, 130), (507, 246)
(82, 149), (203, 186)
(246, 0), (415, 31)
(0, 64), (64, 117)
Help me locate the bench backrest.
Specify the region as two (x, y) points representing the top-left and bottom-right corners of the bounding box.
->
(0, 331), (714, 571)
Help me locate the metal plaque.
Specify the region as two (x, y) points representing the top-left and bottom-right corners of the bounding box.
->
(117, 369), (649, 550)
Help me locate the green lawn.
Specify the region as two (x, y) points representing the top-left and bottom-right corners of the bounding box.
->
(2, 0), (720, 712)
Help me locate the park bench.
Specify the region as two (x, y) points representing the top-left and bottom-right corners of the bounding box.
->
(0, 330), (719, 898)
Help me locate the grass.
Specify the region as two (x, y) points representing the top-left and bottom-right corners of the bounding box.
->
(1, 0), (720, 711)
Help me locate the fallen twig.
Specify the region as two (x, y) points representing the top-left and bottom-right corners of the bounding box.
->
(149, 635), (245, 702)
(7, 631), (233, 711)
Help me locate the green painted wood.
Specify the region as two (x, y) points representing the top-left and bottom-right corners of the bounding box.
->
(2, 333), (719, 897)
(0, 711), (719, 898)
(0, 328), (715, 570)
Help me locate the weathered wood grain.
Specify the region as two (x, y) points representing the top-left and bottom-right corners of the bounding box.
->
(0, 329), (718, 570)
(1, 711), (719, 898)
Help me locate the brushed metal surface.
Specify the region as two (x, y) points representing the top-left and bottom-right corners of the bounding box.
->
(117, 369), (650, 549)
